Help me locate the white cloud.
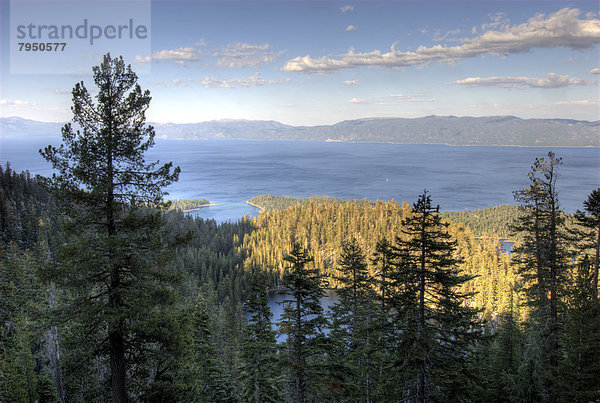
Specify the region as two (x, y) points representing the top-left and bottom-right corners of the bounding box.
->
(344, 80), (359, 85)
(346, 25), (357, 32)
(135, 42), (284, 68)
(347, 94), (436, 106)
(214, 43), (284, 68)
(481, 12), (510, 31)
(0, 99), (68, 119)
(282, 8), (600, 73)
(53, 89), (70, 95)
(389, 94), (436, 102)
(171, 79), (194, 87)
(554, 99), (599, 106)
(200, 77), (232, 89)
(135, 47), (200, 66)
(200, 73), (279, 88)
(1, 99), (32, 106)
(134, 55), (151, 63)
(433, 29), (461, 42)
(590, 67), (600, 74)
(451, 73), (595, 88)
(340, 5), (354, 13)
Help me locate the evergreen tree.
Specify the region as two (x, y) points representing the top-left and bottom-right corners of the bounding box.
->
(369, 237), (398, 401)
(188, 294), (238, 402)
(279, 242), (328, 402)
(573, 188), (600, 298)
(240, 270), (282, 402)
(328, 237), (377, 401)
(391, 191), (479, 402)
(372, 238), (394, 309)
(39, 54), (182, 402)
(485, 293), (523, 402)
(558, 256), (600, 401)
(0, 243), (50, 402)
(511, 152), (569, 401)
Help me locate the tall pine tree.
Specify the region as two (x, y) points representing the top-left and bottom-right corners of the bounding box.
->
(40, 54), (183, 402)
(573, 188), (600, 298)
(511, 152), (569, 402)
(558, 256), (600, 401)
(278, 243), (328, 402)
(240, 269), (282, 402)
(391, 191), (479, 402)
(328, 237), (377, 401)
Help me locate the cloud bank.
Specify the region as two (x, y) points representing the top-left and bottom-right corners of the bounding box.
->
(214, 43), (284, 68)
(200, 73), (279, 88)
(282, 8), (600, 73)
(452, 73), (595, 88)
(135, 42), (282, 68)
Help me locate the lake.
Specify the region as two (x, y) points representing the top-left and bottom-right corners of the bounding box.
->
(260, 289), (338, 343)
(1, 137), (598, 222)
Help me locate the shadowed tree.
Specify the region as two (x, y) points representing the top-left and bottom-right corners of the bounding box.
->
(40, 54), (183, 402)
(573, 188), (600, 298)
(391, 191), (480, 402)
(511, 152), (569, 402)
(240, 269), (282, 402)
(278, 243), (328, 403)
(328, 237), (377, 401)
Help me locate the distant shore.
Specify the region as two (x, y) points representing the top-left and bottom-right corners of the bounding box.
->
(245, 200), (264, 211)
(181, 204), (217, 212)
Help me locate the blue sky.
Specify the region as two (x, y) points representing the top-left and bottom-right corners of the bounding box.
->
(0, 0), (599, 125)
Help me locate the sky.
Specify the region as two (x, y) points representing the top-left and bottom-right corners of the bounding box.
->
(0, 0), (599, 126)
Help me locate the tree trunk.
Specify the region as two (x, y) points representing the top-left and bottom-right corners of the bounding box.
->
(109, 320), (128, 403)
(107, 115), (127, 403)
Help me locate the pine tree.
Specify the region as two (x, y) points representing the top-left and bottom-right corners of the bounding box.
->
(559, 256), (600, 401)
(372, 237), (394, 309)
(511, 152), (569, 401)
(279, 242), (328, 402)
(39, 54), (183, 402)
(328, 237), (377, 401)
(240, 270), (282, 402)
(573, 188), (600, 298)
(189, 294), (237, 402)
(485, 292), (523, 402)
(369, 237), (398, 400)
(391, 191), (479, 402)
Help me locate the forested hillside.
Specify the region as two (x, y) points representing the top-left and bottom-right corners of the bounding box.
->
(168, 198), (211, 211)
(249, 194), (522, 240)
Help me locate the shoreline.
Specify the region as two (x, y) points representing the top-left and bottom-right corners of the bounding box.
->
(245, 200), (264, 212)
(181, 204), (217, 213)
(155, 137), (599, 148)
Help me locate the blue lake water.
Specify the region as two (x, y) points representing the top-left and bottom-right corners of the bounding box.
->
(262, 290), (338, 343)
(1, 137), (598, 222)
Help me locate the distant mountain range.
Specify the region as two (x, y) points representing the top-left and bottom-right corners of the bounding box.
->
(2, 116), (598, 146)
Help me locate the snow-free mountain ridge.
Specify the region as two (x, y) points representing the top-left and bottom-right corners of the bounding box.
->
(2, 116), (598, 146)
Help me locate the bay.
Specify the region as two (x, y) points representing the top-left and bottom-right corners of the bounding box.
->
(1, 137), (598, 222)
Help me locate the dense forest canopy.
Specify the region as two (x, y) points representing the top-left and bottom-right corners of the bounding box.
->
(3, 160), (599, 401)
(1, 55), (599, 402)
